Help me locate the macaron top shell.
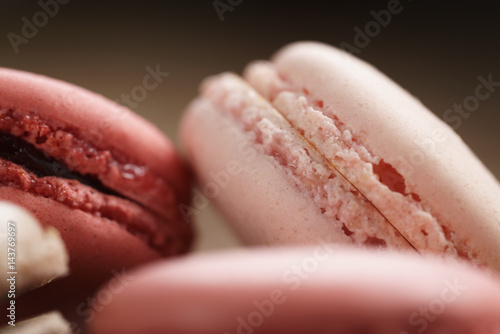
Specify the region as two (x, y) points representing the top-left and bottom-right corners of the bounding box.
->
(89, 247), (500, 334)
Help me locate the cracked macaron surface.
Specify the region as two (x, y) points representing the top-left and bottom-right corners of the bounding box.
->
(181, 42), (500, 272)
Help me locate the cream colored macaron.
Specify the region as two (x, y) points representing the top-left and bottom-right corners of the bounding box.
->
(0, 201), (68, 296)
(1, 312), (71, 334)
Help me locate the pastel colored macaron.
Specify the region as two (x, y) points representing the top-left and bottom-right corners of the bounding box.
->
(89, 247), (500, 334)
(1, 312), (71, 334)
(0, 68), (193, 318)
(0, 201), (68, 297)
(181, 42), (500, 272)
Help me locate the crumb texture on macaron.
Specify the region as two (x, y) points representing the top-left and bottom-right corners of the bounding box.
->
(200, 74), (419, 252)
(194, 67), (473, 262)
(244, 62), (460, 256)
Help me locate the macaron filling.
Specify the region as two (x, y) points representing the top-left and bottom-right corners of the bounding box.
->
(202, 69), (468, 260)
(0, 108), (183, 255)
(0, 132), (120, 197)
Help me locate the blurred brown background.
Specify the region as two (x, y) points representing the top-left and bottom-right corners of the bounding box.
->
(1, 0), (499, 251)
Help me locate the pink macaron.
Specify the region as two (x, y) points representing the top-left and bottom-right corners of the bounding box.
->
(89, 246), (500, 334)
(0, 68), (193, 318)
(181, 42), (500, 272)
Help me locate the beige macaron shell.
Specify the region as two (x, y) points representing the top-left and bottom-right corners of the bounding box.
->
(90, 247), (500, 334)
(0, 201), (68, 296)
(1, 312), (71, 334)
(272, 42), (500, 270)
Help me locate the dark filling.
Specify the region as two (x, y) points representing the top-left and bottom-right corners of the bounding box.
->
(0, 131), (121, 197)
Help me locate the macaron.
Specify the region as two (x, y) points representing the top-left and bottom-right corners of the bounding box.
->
(1, 312), (71, 334)
(0, 68), (193, 317)
(0, 201), (68, 297)
(89, 246), (500, 334)
(181, 42), (500, 272)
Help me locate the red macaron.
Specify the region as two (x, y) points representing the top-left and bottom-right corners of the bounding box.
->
(0, 67), (193, 321)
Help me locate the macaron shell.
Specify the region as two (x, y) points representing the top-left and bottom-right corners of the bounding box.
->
(181, 98), (349, 246)
(0, 187), (160, 281)
(0, 67), (190, 206)
(89, 247), (500, 334)
(1, 312), (71, 334)
(272, 42), (500, 270)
